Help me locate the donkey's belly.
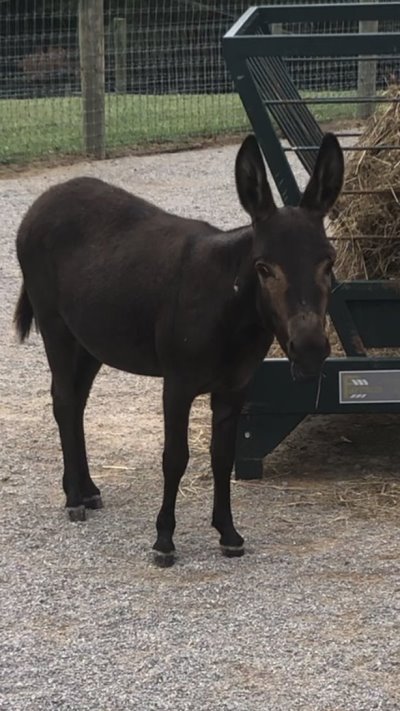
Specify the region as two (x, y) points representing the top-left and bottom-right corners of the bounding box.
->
(60, 300), (163, 376)
(89, 337), (162, 377)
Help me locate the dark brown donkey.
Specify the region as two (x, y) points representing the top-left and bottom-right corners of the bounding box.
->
(14, 134), (344, 565)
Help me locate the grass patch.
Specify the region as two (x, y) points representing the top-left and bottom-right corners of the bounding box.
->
(0, 92), (358, 165)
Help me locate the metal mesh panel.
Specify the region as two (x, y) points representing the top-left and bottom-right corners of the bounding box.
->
(103, 0), (251, 153)
(1, 1), (399, 165)
(0, 1), (81, 162)
(0, 0), (252, 163)
(282, 16), (400, 94)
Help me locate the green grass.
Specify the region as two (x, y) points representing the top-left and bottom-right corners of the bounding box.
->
(0, 92), (357, 166)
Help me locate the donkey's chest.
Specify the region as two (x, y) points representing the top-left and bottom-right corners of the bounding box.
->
(214, 328), (272, 393)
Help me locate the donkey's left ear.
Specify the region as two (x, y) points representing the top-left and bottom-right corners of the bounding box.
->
(300, 133), (344, 215)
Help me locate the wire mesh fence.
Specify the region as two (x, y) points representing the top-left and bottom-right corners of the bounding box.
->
(0, 0), (399, 166)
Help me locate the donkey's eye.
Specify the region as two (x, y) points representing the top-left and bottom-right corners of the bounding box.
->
(256, 261), (275, 279)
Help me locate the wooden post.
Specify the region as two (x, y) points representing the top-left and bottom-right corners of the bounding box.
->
(271, 23), (283, 36)
(113, 17), (127, 94)
(357, 5), (378, 120)
(79, 0), (105, 158)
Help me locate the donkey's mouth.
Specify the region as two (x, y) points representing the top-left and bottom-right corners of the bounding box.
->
(290, 360), (321, 383)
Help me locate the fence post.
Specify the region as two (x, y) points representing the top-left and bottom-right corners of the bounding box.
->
(271, 23), (283, 36)
(113, 17), (127, 93)
(79, 0), (105, 158)
(357, 1), (378, 120)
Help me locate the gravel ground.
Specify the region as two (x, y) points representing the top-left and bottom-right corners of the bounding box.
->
(1, 144), (400, 711)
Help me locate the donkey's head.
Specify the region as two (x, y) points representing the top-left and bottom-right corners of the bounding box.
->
(236, 133), (344, 381)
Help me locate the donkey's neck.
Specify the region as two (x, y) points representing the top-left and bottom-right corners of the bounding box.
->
(221, 223), (255, 278)
(210, 225), (269, 332)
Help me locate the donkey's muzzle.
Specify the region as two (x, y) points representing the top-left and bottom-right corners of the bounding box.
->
(287, 314), (330, 382)
(290, 359), (325, 383)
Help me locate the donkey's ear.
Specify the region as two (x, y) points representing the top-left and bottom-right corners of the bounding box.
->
(300, 133), (344, 215)
(235, 135), (276, 221)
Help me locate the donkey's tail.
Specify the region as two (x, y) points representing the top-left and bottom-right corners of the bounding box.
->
(14, 284), (34, 342)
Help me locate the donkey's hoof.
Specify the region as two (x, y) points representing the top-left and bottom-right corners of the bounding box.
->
(220, 544), (245, 558)
(152, 537), (176, 567)
(67, 505), (86, 522)
(83, 494), (103, 510)
(153, 550), (176, 568)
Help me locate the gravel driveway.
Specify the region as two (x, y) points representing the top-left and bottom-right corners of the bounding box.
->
(1, 144), (400, 711)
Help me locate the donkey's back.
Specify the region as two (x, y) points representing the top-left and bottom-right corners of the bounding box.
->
(17, 176), (215, 261)
(16, 177), (220, 375)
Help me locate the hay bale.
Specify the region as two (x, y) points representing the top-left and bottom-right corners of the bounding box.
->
(331, 88), (400, 280)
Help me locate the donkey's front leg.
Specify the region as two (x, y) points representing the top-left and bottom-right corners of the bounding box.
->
(210, 390), (246, 557)
(153, 378), (193, 567)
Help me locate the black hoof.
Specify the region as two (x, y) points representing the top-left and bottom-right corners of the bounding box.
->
(220, 544), (245, 558)
(83, 494), (103, 510)
(67, 504), (86, 522)
(152, 536), (176, 567)
(153, 550), (176, 568)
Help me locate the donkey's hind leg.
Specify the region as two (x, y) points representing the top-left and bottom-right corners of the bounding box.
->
(74, 347), (102, 510)
(40, 316), (101, 521)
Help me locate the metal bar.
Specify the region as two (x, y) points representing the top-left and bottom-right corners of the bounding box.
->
(263, 96), (400, 105)
(222, 48), (302, 206)
(224, 6), (259, 38)
(329, 281), (367, 356)
(297, 55), (400, 61)
(244, 29), (323, 174)
(242, 357), (400, 415)
(282, 145), (400, 152)
(254, 56), (323, 156)
(255, 3), (400, 24)
(235, 413), (304, 479)
(335, 281), (400, 298)
(248, 56), (322, 173)
(225, 34), (400, 58)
